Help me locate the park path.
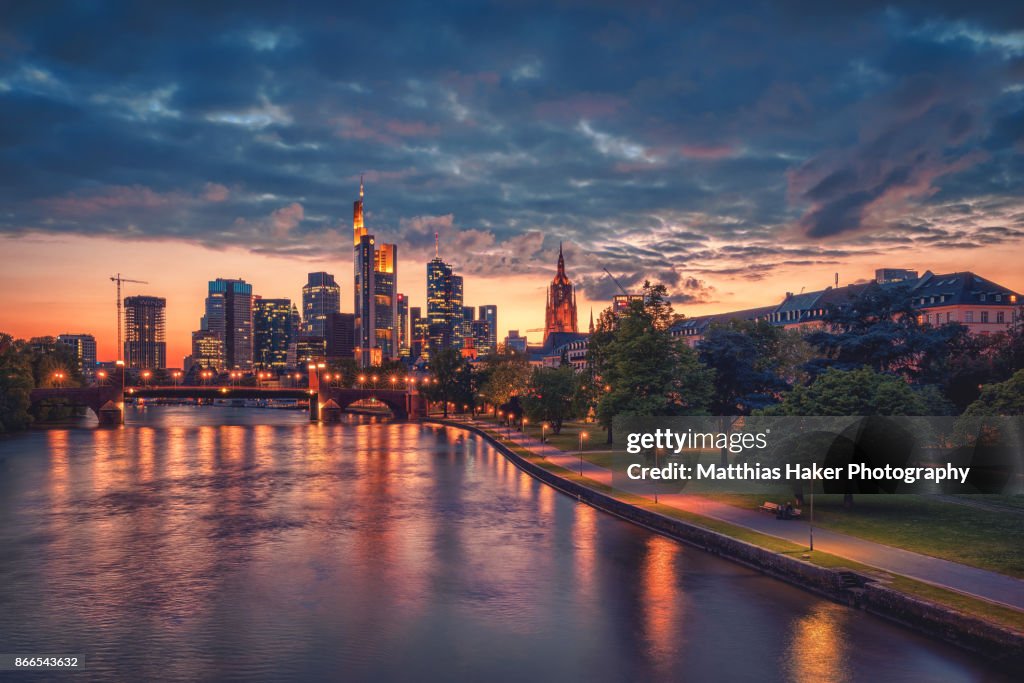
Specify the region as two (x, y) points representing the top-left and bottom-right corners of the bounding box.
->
(461, 419), (1024, 611)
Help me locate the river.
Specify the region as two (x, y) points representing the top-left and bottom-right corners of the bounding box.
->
(0, 406), (1010, 682)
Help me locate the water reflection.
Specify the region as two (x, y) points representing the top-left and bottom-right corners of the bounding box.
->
(0, 406), (1010, 682)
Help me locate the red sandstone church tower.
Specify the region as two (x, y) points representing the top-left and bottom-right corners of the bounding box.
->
(544, 243), (578, 344)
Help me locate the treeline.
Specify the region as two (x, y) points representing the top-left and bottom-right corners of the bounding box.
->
(418, 281), (1024, 442)
(0, 333), (85, 433)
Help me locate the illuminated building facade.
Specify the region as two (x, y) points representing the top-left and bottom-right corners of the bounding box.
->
(57, 333), (97, 378)
(353, 178), (398, 366)
(477, 305), (497, 355)
(398, 293), (409, 358)
(302, 272), (341, 338)
(205, 278), (253, 369)
(190, 329), (224, 370)
(410, 306), (428, 361)
(124, 295), (167, 370)
(544, 243), (578, 344)
(254, 297), (294, 370)
(426, 236), (463, 358)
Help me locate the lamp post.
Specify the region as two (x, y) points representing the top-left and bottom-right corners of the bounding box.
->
(371, 374), (378, 391)
(141, 370), (151, 387)
(809, 489), (815, 552)
(541, 422), (548, 444)
(579, 431), (588, 475)
(96, 370), (107, 387)
(358, 374), (366, 391)
(653, 448), (663, 504)
(115, 359), (126, 424)
(172, 370), (181, 386)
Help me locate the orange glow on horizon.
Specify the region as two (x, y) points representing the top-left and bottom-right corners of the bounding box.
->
(2, 232), (1023, 366)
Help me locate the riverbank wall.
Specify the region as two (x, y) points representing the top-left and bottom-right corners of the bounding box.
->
(426, 419), (1024, 668)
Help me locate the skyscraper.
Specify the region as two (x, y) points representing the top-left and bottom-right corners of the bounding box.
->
(410, 306), (428, 361)
(205, 278), (253, 369)
(544, 243), (578, 344)
(302, 272), (341, 338)
(326, 311), (355, 360)
(57, 333), (97, 378)
(397, 293), (409, 358)
(426, 235), (463, 358)
(254, 297), (294, 370)
(124, 295), (167, 369)
(190, 330), (224, 370)
(353, 178), (399, 366)
(477, 305), (497, 355)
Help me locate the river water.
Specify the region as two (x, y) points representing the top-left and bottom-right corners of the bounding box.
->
(0, 406), (1010, 682)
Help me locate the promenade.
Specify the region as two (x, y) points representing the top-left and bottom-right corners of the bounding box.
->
(465, 419), (1024, 612)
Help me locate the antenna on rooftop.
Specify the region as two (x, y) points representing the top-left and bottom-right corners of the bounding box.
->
(835, 272), (839, 288)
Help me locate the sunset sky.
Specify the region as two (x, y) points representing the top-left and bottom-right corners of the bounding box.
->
(2, 1), (1024, 365)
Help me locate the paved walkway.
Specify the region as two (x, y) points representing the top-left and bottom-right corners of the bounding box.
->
(462, 419), (1024, 611)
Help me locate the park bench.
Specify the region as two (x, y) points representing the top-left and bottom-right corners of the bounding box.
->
(759, 501), (802, 519)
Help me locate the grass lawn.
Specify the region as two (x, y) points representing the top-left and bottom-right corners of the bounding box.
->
(705, 493), (1024, 579)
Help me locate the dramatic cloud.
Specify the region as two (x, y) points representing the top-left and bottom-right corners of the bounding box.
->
(1, 0), (1023, 305)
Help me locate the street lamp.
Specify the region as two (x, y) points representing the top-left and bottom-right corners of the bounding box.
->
(579, 431), (588, 475)
(371, 374), (379, 390)
(141, 370), (151, 387)
(116, 359), (126, 424)
(809, 488), (815, 552)
(541, 422), (549, 444)
(521, 416), (528, 433)
(96, 370), (107, 386)
(358, 374), (366, 391)
(172, 370), (181, 386)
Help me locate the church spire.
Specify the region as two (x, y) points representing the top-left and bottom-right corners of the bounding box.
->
(589, 307), (594, 334)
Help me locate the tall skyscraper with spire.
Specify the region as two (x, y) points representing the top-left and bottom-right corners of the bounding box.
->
(353, 177), (399, 366)
(544, 243), (578, 344)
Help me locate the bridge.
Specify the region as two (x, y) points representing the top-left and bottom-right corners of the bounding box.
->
(29, 383), (426, 425)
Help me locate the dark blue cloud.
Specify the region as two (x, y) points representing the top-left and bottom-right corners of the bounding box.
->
(1, 0), (1022, 299)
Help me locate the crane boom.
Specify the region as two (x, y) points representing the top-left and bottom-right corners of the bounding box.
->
(110, 273), (149, 361)
(602, 267), (630, 296)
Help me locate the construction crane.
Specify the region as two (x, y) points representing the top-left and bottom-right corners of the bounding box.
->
(110, 274), (148, 361)
(602, 267), (630, 296)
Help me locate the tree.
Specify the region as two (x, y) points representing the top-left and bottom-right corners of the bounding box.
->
(478, 349), (531, 410)
(589, 282), (713, 443)
(805, 284), (968, 382)
(763, 367), (933, 417)
(521, 365), (579, 435)
(0, 333), (34, 433)
(697, 320), (792, 415)
(420, 348), (465, 417)
(963, 369), (1024, 416)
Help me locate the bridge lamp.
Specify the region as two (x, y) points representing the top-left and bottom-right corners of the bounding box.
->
(390, 376), (397, 388)
(358, 374), (366, 390)
(371, 374), (378, 389)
